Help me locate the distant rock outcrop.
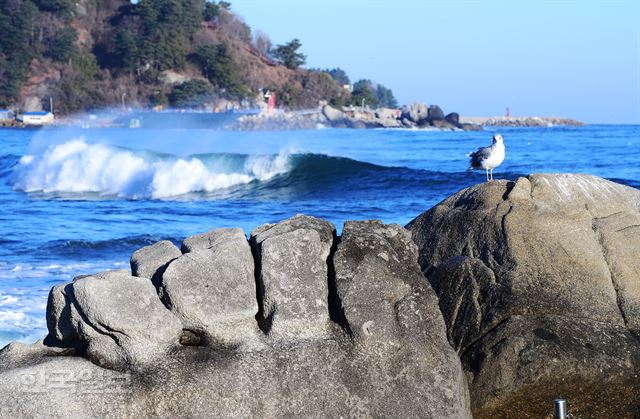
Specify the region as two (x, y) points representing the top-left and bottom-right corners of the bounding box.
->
(407, 174), (640, 418)
(0, 216), (471, 418)
(230, 103), (477, 131)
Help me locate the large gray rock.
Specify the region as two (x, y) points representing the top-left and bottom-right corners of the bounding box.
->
(407, 174), (640, 418)
(427, 105), (445, 121)
(250, 215), (335, 340)
(130, 240), (181, 286)
(334, 221), (472, 416)
(445, 112), (460, 125)
(161, 227), (259, 346)
(401, 102), (429, 125)
(180, 227), (246, 253)
(0, 217), (473, 418)
(45, 270), (183, 369)
(322, 104), (347, 124)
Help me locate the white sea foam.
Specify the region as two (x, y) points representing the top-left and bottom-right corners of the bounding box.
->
(14, 138), (294, 199)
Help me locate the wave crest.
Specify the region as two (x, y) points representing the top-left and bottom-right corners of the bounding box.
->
(13, 139), (293, 199)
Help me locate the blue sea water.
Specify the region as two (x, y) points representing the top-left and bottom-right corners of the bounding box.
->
(0, 124), (638, 347)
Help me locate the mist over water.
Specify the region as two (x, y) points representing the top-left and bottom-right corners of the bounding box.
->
(0, 123), (639, 346)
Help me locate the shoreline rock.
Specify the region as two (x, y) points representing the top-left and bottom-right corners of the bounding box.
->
(407, 174), (640, 418)
(0, 216), (471, 418)
(0, 174), (638, 417)
(227, 103), (483, 131)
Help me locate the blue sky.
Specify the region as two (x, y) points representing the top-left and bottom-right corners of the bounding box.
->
(229, 0), (640, 123)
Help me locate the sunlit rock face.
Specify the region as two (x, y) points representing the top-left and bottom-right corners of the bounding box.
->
(407, 174), (640, 418)
(0, 216), (471, 419)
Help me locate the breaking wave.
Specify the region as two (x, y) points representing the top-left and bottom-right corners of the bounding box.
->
(12, 139), (298, 199)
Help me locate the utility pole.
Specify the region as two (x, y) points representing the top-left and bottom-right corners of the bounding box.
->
(50, 97), (53, 114)
(122, 93), (127, 112)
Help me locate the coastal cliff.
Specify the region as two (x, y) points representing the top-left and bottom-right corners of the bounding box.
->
(0, 174), (638, 417)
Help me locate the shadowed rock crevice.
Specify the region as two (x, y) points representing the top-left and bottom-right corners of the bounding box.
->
(591, 219), (630, 328)
(326, 234), (352, 336)
(249, 235), (273, 335)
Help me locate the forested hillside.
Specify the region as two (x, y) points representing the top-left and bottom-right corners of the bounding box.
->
(0, 0), (397, 114)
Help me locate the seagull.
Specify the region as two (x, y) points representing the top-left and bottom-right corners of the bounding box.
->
(469, 134), (505, 181)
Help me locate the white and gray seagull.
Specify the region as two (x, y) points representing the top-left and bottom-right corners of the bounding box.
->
(469, 134), (505, 181)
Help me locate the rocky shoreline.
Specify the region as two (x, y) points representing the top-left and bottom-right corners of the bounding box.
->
(228, 103), (483, 131)
(0, 174), (638, 418)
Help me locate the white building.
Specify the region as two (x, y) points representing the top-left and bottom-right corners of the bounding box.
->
(20, 111), (54, 125)
(0, 110), (14, 120)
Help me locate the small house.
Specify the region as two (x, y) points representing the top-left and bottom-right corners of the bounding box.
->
(0, 110), (14, 120)
(20, 111), (54, 125)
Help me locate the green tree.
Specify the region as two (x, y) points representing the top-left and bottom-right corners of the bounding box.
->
(349, 79), (397, 108)
(325, 68), (349, 85)
(189, 44), (247, 98)
(203, 1), (221, 21)
(169, 79), (214, 107)
(114, 30), (138, 71)
(133, 0), (203, 70)
(271, 38), (306, 69)
(48, 27), (78, 62)
(33, 0), (73, 17)
(375, 84), (397, 108)
(350, 79), (379, 108)
(0, 0), (37, 105)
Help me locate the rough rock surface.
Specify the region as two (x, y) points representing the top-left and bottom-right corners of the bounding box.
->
(407, 174), (640, 418)
(250, 215), (335, 340)
(427, 105), (445, 121)
(0, 216), (471, 418)
(45, 270), (183, 369)
(401, 102), (430, 125)
(162, 227), (259, 346)
(445, 111), (460, 125)
(130, 240), (181, 286)
(322, 104), (347, 124)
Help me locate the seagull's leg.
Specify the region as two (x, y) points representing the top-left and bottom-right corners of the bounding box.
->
(485, 169), (489, 181)
(490, 169), (493, 181)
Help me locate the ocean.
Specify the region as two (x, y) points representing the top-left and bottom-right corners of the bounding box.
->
(0, 124), (638, 347)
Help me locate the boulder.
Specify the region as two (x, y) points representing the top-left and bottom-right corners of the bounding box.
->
(130, 240), (181, 286)
(322, 105), (347, 124)
(0, 217), (472, 418)
(401, 102), (429, 125)
(427, 105), (445, 121)
(445, 112), (460, 125)
(333, 221), (471, 416)
(45, 270), (183, 369)
(374, 107), (399, 120)
(374, 107), (402, 128)
(180, 227), (246, 253)
(407, 174), (640, 418)
(161, 227), (259, 346)
(250, 215), (335, 340)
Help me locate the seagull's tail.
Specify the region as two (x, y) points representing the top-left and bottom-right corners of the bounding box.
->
(466, 151), (475, 171)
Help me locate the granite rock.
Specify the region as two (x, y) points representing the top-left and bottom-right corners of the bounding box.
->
(407, 174), (640, 418)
